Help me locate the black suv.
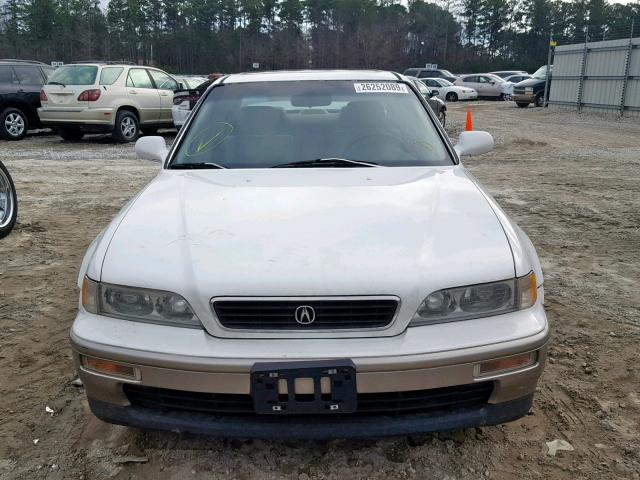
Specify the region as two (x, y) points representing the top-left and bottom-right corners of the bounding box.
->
(512, 65), (552, 108)
(0, 60), (55, 140)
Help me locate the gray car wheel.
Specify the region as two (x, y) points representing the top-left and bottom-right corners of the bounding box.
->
(112, 110), (139, 143)
(0, 160), (17, 238)
(1, 108), (28, 140)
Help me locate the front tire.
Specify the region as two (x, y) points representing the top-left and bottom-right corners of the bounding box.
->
(57, 126), (84, 141)
(516, 102), (530, 108)
(445, 92), (458, 102)
(1, 108), (28, 140)
(535, 94), (545, 107)
(0, 160), (17, 239)
(112, 110), (139, 143)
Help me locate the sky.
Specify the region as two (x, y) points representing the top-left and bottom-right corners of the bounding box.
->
(95, 0), (637, 8)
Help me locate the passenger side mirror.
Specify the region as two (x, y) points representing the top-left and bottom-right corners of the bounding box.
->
(454, 131), (494, 157)
(429, 91), (438, 97)
(135, 136), (169, 163)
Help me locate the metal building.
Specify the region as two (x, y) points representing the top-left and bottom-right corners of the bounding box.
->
(549, 36), (640, 116)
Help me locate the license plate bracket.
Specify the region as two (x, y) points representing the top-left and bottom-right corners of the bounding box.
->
(250, 359), (357, 415)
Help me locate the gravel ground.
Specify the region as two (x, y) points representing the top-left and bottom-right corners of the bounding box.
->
(0, 102), (639, 480)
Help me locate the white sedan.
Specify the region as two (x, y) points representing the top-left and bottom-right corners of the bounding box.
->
(72, 70), (548, 439)
(421, 78), (478, 101)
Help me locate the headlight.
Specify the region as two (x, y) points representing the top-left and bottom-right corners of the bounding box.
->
(81, 277), (201, 328)
(410, 272), (537, 326)
(525, 87), (534, 93)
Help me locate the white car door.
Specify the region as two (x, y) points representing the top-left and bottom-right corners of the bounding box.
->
(423, 79), (442, 98)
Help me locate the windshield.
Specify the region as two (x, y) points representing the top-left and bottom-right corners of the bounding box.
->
(170, 80), (450, 169)
(440, 70), (454, 77)
(48, 65), (98, 85)
(532, 66), (551, 79)
(438, 79), (453, 86)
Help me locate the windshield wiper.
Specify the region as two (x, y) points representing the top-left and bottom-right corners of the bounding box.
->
(48, 81), (66, 87)
(170, 162), (226, 169)
(272, 158), (380, 168)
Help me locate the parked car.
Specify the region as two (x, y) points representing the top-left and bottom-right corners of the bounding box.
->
(72, 70), (548, 439)
(174, 75), (208, 89)
(38, 62), (180, 142)
(421, 78), (478, 102)
(0, 160), (17, 238)
(454, 74), (505, 99)
(172, 79), (212, 129)
(0, 59), (54, 140)
(501, 74), (533, 100)
(403, 68), (457, 83)
(406, 76), (447, 126)
(512, 66), (552, 108)
(489, 70), (528, 79)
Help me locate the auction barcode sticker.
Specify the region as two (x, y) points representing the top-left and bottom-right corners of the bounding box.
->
(354, 82), (408, 94)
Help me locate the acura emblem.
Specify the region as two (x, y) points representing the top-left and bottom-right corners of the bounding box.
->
(294, 305), (316, 325)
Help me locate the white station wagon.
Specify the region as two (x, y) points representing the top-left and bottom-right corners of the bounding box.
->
(72, 70), (549, 439)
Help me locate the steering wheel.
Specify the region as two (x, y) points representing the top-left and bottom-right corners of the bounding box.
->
(342, 133), (406, 158)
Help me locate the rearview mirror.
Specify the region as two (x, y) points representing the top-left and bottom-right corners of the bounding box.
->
(454, 131), (494, 157)
(135, 136), (169, 163)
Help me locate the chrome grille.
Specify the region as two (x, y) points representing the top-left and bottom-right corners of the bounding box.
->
(212, 298), (398, 330)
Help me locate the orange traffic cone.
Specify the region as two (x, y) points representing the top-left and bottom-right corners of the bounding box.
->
(465, 110), (473, 131)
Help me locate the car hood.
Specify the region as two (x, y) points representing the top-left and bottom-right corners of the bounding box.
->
(99, 166), (516, 336)
(516, 77), (546, 87)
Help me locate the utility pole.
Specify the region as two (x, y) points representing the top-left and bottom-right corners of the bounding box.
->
(543, 33), (555, 107)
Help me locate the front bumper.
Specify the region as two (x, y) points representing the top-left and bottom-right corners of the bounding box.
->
(89, 394), (534, 440)
(71, 303), (549, 438)
(38, 106), (116, 128)
(512, 93), (536, 103)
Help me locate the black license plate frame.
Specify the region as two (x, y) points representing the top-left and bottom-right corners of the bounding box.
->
(250, 359), (357, 415)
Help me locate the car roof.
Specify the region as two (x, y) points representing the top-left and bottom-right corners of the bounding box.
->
(223, 70), (399, 83)
(0, 59), (48, 65)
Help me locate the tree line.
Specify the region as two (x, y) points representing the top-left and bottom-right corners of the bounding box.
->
(0, 0), (638, 75)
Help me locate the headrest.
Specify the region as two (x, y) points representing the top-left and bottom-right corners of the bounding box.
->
(237, 106), (285, 134)
(339, 101), (387, 127)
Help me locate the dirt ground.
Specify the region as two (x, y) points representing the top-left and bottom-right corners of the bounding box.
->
(0, 101), (639, 480)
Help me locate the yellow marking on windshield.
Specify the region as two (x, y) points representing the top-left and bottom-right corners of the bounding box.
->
(185, 122), (234, 157)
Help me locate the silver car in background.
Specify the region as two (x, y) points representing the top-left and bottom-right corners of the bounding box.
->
(454, 74), (506, 99)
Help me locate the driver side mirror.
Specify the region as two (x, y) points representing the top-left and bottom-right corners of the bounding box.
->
(135, 136), (169, 164)
(429, 91), (437, 97)
(454, 131), (494, 157)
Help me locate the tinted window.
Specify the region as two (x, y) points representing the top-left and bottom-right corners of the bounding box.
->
(14, 65), (44, 85)
(49, 65), (98, 85)
(100, 67), (123, 85)
(148, 70), (178, 90)
(171, 80), (449, 169)
(418, 70), (436, 78)
(0, 66), (16, 83)
(404, 69), (419, 76)
(425, 79), (438, 87)
(126, 69), (154, 88)
(463, 76), (477, 83)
